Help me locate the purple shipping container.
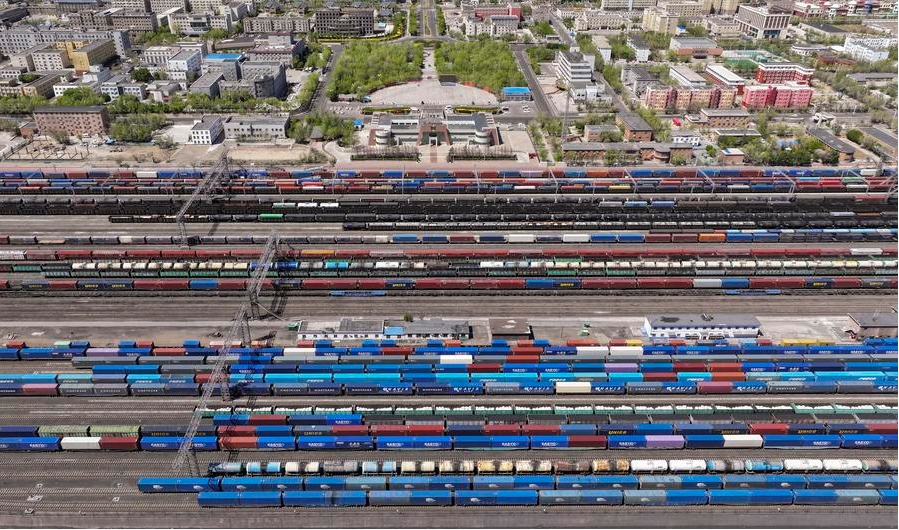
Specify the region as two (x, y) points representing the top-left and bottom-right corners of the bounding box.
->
(21, 384), (58, 396)
(645, 435), (685, 449)
(604, 363), (639, 373)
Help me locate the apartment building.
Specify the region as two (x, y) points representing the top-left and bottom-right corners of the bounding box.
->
(70, 39), (116, 72)
(143, 45), (180, 67)
(0, 29), (130, 57)
(574, 10), (628, 30)
(734, 5), (791, 39)
(34, 106), (110, 136)
(592, 35), (612, 63)
(741, 82), (813, 109)
(601, 0), (657, 10)
(169, 13), (233, 35)
(705, 16), (741, 38)
(31, 46), (73, 71)
(642, 7), (679, 34)
(627, 35), (651, 62)
(243, 14), (311, 33)
(489, 15), (519, 36)
(704, 64), (745, 93)
(111, 11), (160, 34)
(842, 36), (898, 62)
(111, 0), (151, 12)
(755, 62), (814, 84)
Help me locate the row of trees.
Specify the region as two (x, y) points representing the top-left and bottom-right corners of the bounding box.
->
(288, 111), (356, 147)
(434, 40), (525, 96)
(295, 73), (320, 110)
(326, 41), (423, 100)
(109, 114), (168, 143)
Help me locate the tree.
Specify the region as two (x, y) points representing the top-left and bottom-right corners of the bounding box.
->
(433, 41), (525, 96)
(203, 28), (229, 40)
(670, 153), (688, 166)
(131, 67), (153, 83)
(705, 145), (717, 157)
(846, 129), (864, 144)
(55, 87), (106, 107)
(604, 149), (621, 166)
(109, 114), (168, 142)
(327, 41), (423, 100)
(18, 73), (39, 83)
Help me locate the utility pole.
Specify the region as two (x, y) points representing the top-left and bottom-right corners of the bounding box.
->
(175, 149), (231, 248)
(172, 231), (280, 476)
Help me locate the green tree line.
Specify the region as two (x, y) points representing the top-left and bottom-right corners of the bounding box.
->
(434, 40), (525, 96)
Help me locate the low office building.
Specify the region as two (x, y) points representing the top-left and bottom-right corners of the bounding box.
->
(734, 4), (791, 39)
(489, 15), (519, 36)
(847, 312), (898, 339)
(705, 16), (741, 39)
(583, 123), (621, 142)
(501, 86), (531, 101)
(142, 45), (180, 66)
(621, 66), (659, 94)
(243, 14), (311, 33)
(189, 116), (224, 144)
(755, 62), (814, 85)
(297, 318), (470, 341)
(697, 108), (750, 128)
(574, 10), (628, 31)
(370, 112), (498, 147)
(247, 42), (305, 65)
(169, 13), (232, 36)
(669, 37), (723, 57)
(33, 106), (110, 136)
(555, 50), (595, 87)
(313, 7), (375, 37)
(627, 35), (651, 62)
(223, 116), (288, 141)
(616, 113), (653, 141)
(592, 35), (612, 63)
(166, 49), (201, 84)
(189, 71), (223, 98)
(22, 72), (71, 98)
(202, 52), (243, 81)
(643, 314), (762, 339)
(111, 11), (159, 34)
(670, 66), (708, 88)
(560, 141), (693, 164)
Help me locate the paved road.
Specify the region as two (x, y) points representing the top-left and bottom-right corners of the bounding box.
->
(312, 44), (344, 113)
(511, 46), (552, 116)
(1, 294), (895, 320)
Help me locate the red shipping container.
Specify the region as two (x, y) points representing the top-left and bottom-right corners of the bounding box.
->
(217, 426), (255, 436)
(673, 362), (705, 372)
(504, 355), (539, 363)
(48, 280), (77, 289)
(711, 372), (746, 382)
(755, 339), (773, 346)
(696, 382), (733, 393)
(750, 423), (789, 435)
(295, 340), (314, 348)
(864, 423), (898, 434)
(406, 425), (445, 436)
(708, 362), (741, 372)
(484, 424), (520, 435)
(468, 363), (501, 373)
(331, 425), (369, 435)
(219, 436), (258, 449)
(515, 340), (534, 347)
(4, 340), (25, 348)
(566, 339), (600, 347)
(608, 339), (627, 347)
(99, 436), (139, 450)
(643, 372), (677, 382)
(194, 373), (211, 384)
(249, 414), (287, 425)
(667, 339), (687, 347)
(135, 340), (154, 348)
(522, 425), (561, 435)
(511, 347), (543, 355)
(153, 347), (186, 356)
(568, 435), (607, 448)
(380, 347), (413, 355)
(370, 425), (407, 435)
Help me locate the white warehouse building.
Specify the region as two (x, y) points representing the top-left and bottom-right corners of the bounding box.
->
(643, 314), (762, 339)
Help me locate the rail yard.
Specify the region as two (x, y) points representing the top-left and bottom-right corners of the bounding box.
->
(0, 163), (896, 529)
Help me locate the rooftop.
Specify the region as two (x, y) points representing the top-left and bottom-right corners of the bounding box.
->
(647, 314), (762, 328)
(617, 113), (652, 132)
(627, 35), (648, 49)
(802, 22), (847, 34)
(34, 106), (106, 113)
(850, 312), (899, 329)
(502, 86), (531, 94)
(701, 108), (751, 117)
(858, 127), (898, 147)
(205, 52), (243, 61)
(488, 318), (530, 336)
(191, 116), (222, 130)
(226, 115), (289, 127)
(705, 64), (745, 83)
(671, 37), (719, 47)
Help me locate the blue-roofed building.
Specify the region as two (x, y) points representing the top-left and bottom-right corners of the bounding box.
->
(502, 86), (531, 101)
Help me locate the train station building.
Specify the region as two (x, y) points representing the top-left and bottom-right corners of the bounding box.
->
(643, 314), (762, 339)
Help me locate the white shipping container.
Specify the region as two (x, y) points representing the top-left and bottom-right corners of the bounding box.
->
(439, 355), (472, 365)
(554, 382), (592, 394)
(135, 170), (157, 178)
(575, 346), (609, 354)
(608, 346), (643, 356)
(507, 234), (535, 243)
(283, 348), (316, 355)
(722, 435), (764, 448)
(60, 436), (102, 450)
(693, 278), (723, 288)
(561, 234), (590, 243)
